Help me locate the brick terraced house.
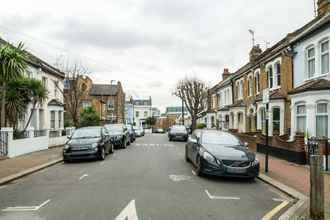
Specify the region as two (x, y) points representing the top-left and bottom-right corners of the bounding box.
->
(208, 0), (330, 164)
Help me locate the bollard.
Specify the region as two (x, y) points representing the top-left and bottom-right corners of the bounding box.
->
(310, 155), (325, 220)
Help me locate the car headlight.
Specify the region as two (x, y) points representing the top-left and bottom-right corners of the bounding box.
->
(91, 143), (98, 149)
(64, 144), (70, 150)
(203, 152), (216, 164)
(251, 158), (259, 166)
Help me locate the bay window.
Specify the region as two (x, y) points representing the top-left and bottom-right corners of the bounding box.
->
(296, 105), (306, 133)
(316, 103), (328, 137)
(272, 107), (280, 133)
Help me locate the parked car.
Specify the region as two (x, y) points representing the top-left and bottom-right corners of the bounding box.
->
(185, 130), (259, 179)
(152, 127), (165, 133)
(126, 124), (136, 143)
(168, 125), (188, 141)
(105, 124), (130, 149)
(63, 126), (113, 162)
(134, 126), (145, 137)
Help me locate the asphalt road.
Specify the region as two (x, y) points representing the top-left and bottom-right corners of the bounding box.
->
(0, 133), (290, 220)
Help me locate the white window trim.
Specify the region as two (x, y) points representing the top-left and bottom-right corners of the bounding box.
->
(247, 75), (253, 97)
(306, 45), (316, 79)
(315, 101), (329, 137)
(254, 70), (260, 95)
(319, 38), (329, 76)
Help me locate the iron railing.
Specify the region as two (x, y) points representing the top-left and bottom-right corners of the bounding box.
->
(34, 130), (47, 137)
(0, 131), (8, 157)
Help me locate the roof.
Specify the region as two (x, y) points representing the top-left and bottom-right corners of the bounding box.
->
(256, 89), (286, 102)
(288, 79), (330, 95)
(90, 84), (118, 96)
(0, 37), (65, 79)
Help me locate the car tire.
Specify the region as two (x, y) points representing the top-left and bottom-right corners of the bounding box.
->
(195, 156), (203, 176)
(185, 146), (190, 163)
(109, 144), (114, 154)
(99, 147), (106, 160)
(122, 139), (127, 149)
(169, 136), (172, 142)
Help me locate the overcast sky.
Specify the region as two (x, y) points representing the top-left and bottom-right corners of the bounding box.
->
(0, 0), (314, 112)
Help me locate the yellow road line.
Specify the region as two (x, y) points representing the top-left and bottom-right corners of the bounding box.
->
(261, 200), (290, 220)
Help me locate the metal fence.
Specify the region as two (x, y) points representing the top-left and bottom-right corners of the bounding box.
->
(34, 130), (47, 137)
(307, 137), (329, 171)
(0, 131), (8, 157)
(13, 130), (30, 140)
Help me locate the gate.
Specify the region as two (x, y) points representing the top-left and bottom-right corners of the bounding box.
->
(0, 130), (8, 157)
(307, 137), (329, 171)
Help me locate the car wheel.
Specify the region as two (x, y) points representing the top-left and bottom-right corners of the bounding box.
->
(185, 146), (190, 162)
(169, 137), (172, 141)
(122, 139), (127, 149)
(109, 144), (114, 154)
(195, 156), (203, 176)
(99, 147), (106, 160)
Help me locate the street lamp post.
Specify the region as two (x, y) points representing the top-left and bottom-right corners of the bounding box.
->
(181, 99), (185, 126)
(263, 89), (270, 173)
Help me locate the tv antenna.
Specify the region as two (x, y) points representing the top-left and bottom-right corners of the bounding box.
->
(248, 29), (255, 47)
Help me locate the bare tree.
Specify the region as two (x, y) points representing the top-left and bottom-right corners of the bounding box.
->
(174, 77), (208, 130)
(55, 57), (90, 127)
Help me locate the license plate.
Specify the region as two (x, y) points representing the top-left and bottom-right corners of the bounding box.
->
(227, 167), (246, 174)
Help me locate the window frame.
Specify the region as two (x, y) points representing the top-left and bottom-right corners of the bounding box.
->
(320, 39), (329, 75)
(296, 104), (307, 134)
(272, 107), (281, 133)
(306, 45), (316, 78)
(254, 70), (260, 94)
(316, 102), (329, 138)
(267, 66), (274, 89)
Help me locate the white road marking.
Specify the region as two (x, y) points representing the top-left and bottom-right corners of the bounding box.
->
(2, 199), (51, 212)
(169, 175), (192, 182)
(205, 190), (240, 200)
(272, 198), (286, 202)
(191, 170), (197, 176)
(0, 185), (7, 190)
(115, 199), (139, 220)
(79, 174), (88, 180)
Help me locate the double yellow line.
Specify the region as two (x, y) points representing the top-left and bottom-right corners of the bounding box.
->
(261, 200), (290, 220)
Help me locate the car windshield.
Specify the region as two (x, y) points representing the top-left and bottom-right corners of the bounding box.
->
(171, 126), (187, 133)
(106, 125), (123, 132)
(201, 132), (242, 146)
(72, 128), (101, 139)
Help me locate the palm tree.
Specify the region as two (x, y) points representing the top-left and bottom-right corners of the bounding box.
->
(0, 42), (27, 127)
(23, 79), (48, 131)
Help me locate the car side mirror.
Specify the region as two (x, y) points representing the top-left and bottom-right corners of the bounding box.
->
(188, 136), (198, 144)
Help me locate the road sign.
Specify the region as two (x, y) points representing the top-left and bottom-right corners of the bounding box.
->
(262, 89), (269, 104)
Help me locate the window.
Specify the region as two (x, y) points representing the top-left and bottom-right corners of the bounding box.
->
(272, 108), (280, 133)
(144, 111), (148, 117)
(296, 105), (306, 133)
(316, 103), (328, 137)
(58, 111), (62, 128)
(248, 76), (253, 96)
(260, 108), (266, 134)
(107, 100), (114, 110)
(307, 47), (316, 78)
(82, 101), (92, 109)
(136, 111), (139, 118)
(267, 66), (273, 88)
(54, 81), (58, 98)
(275, 63), (281, 86)
(321, 41), (329, 75)
(255, 71), (260, 94)
(50, 111), (56, 129)
(42, 77), (48, 89)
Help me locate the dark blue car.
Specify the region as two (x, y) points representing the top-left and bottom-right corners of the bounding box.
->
(185, 130), (259, 179)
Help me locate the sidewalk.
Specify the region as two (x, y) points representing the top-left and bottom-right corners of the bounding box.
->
(0, 147), (63, 184)
(256, 153), (330, 219)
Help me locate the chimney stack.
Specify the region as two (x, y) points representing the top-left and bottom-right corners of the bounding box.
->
(249, 44), (262, 63)
(318, 0), (330, 16)
(222, 68), (231, 80)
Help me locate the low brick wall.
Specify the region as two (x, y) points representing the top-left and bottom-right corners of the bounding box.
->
(231, 131), (307, 164)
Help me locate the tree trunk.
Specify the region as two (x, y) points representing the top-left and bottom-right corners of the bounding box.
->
(191, 115), (197, 131)
(1, 82), (6, 128)
(23, 101), (37, 132)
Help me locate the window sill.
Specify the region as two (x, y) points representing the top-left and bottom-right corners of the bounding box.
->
(305, 73), (329, 81)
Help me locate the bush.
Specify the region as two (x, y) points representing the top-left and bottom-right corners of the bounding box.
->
(196, 123), (206, 129)
(79, 107), (100, 127)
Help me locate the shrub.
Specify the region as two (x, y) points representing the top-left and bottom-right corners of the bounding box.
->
(79, 107), (100, 127)
(196, 123), (206, 129)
